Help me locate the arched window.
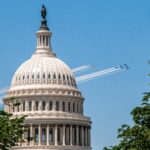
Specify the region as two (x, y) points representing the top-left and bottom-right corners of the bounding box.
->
(23, 102), (25, 111)
(58, 74), (61, 80)
(57, 128), (61, 143)
(32, 74), (34, 79)
(48, 74), (50, 79)
(35, 128), (38, 142)
(42, 128), (46, 142)
(68, 102), (70, 112)
(43, 36), (45, 46)
(49, 101), (53, 110)
(63, 75), (65, 80)
(29, 101), (32, 111)
(36, 101), (39, 111)
(73, 102), (75, 112)
(37, 74), (40, 79)
(53, 74), (56, 79)
(62, 102), (65, 111)
(56, 101), (59, 111)
(49, 128), (53, 142)
(77, 103), (79, 113)
(17, 105), (19, 112)
(43, 74), (45, 79)
(27, 128), (30, 141)
(42, 101), (46, 110)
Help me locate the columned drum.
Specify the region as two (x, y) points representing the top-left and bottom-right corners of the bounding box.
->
(3, 5), (92, 150)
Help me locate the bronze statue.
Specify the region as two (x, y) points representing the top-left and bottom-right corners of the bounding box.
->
(40, 5), (49, 30)
(41, 5), (46, 19)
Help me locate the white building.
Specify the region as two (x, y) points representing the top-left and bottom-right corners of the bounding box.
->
(4, 5), (92, 150)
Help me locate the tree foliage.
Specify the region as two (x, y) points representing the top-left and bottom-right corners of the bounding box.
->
(0, 97), (26, 150)
(104, 92), (150, 150)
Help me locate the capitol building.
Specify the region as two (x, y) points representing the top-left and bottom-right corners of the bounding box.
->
(3, 5), (92, 150)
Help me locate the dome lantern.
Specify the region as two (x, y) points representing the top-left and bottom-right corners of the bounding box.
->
(33, 5), (56, 57)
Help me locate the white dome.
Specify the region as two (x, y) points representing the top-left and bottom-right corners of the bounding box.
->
(10, 55), (76, 91)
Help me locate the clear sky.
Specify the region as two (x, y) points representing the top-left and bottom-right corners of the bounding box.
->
(1, 0), (150, 149)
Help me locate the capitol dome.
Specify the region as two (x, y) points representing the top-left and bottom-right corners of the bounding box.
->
(4, 5), (91, 150)
(11, 55), (76, 91)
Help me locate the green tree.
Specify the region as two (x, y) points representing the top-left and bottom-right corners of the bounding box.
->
(0, 97), (27, 150)
(103, 92), (150, 150)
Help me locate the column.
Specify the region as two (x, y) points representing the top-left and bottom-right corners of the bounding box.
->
(38, 125), (41, 146)
(87, 127), (91, 147)
(25, 101), (28, 112)
(76, 125), (79, 146)
(46, 125), (49, 146)
(89, 127), (91, 147)
(87, 128), (89, 146)
(37, 36), (39, 46)
(20, 102), (22, 112)
(81, 126), (84, 146)
(55, 124), (58, 145)
(24, 126), (28, 146)
(41, 36), (44, 47)
(63, 125), (66, 146)
(22, 127), (25, 146)
(70, 125), (72, 146)
(32, 101), (35, 111)
(39, 101), (42, 111)
(30, 124), (33, 146)
(53, 101), (56, 111)
(85, 127), (87, 146)
(46, 101), (49, 111)
(60, 101), (62, 111)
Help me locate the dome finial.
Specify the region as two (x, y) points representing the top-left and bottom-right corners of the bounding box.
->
(40, 5), (49, 31)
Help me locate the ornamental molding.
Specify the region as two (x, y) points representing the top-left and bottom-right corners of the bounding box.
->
(24, 117), (92, 126)
(5, 88), (84, 100)
(12, 145), (92, 150)
(4, 94), (84, 103)
(13, 111), (91, 121)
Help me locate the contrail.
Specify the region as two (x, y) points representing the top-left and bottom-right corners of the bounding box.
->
(0, 87), (9, 95)
(75, 65), (128, 83)
(72, 64), (94, 73)
(0, 95), (4, 103)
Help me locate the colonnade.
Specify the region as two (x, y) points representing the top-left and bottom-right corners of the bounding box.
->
(37, 34), (50, 47)
(23, 124), (91, 147)
(13, 100), (83, 114)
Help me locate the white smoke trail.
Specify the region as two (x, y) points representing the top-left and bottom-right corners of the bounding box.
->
(72, 64), (93, 73)
(0, 95), (4, 104)
(0, 87), (9, 95)
(76, 66), (125, 83)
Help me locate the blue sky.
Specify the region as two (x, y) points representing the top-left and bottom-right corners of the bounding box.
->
(1, 0), (150, 149)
